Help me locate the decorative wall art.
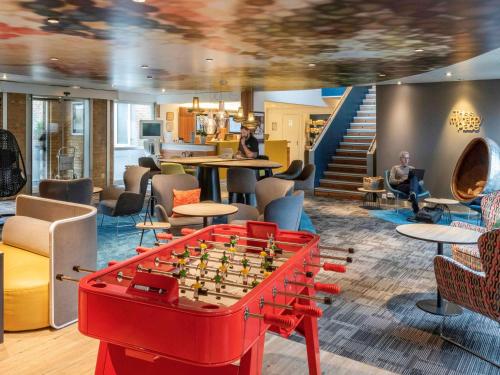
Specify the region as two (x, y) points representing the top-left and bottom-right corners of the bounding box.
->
(448, 110), (482, 133)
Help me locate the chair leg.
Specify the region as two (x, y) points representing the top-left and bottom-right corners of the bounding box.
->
(439, 316), (500, 368)
(131, 215), (137, 225)
(100, 214), (105, 227)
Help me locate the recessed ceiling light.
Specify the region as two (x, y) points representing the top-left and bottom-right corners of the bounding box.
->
(397, 81), (402, 85)
(378, 73), (386, 77)
(132, 0), (146, 2)
(446, 71), (452, 77)
(161, 88), (166, 93)
(147, 75), (153, 79)
(111, 84), (116, 88)
(2, 74), (7, 80)
(414, 48), (424, 52)
(140, 64), (149, 69)
(308, 63), (316, 67)
(47, 17), (59, 24)
(50, 57), (59, 61)
(205, 58), (214, 62)
(72, 85), (80, 89)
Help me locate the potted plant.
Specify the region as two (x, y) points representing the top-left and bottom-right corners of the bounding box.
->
(196, 127), (208, 144)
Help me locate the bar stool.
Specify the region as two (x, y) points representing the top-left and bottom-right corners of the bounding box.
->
(227, 167), (257, 205)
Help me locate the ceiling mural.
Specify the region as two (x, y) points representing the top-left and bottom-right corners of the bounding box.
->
(0, 0), (500, 92)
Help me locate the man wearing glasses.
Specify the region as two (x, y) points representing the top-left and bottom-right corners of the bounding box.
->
(389, 151), (423, 214)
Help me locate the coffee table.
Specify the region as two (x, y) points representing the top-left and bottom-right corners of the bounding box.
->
(136, 221), (171, 246)
(424, 197), (460, 223)
(172, 203), (238, 227)
(357, 187), (386, 209)
(396, 223), (481, 316)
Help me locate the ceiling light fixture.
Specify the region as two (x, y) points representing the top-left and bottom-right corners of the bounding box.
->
(378, 73), (386, 77)
(414, 48), (424, 52)
(397, 81), (402, 85)
(50, 57), (59, 61)
(72, 85), (80, 89)
(161, 88), (166, 93)
(47, 17), (59, 24)
(132, 0), (146, 2)
(308, 63), (316, 67)
(2, 74), (7, 80)
(446, 72), (452, 77)
(141, 64), (149, 69)
(205, 58), (214, 62)
(147, 75), (153, 79)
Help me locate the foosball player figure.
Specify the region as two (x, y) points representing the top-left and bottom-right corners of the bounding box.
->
(198, 239), (208, 253)
(177, 256), (186, 270)
(220, 251), (229, 264)
(241, 254), (250, 269)
(251, 274), (259, 289)
(229, 235), (238, 246)
(197, 259), (209, 277)
(227, 244), (237, 265)
(219, 260), (229, 288)
(179, 268), (188, 293)
(192, 276), (203, 300)
(213, 270), (223, 300)
(182, 245), (191, 260)
(200, 248), (210, 263)
(240, 266), (250, 292)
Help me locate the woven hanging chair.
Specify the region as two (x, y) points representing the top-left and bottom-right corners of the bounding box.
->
(0, 129), (27, 198)
(451, 137), (500, 202)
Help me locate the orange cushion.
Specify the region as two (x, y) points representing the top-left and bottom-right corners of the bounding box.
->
(172, 188), (201, 217)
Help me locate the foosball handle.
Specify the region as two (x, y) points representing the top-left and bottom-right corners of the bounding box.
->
(181, 228), (196, 236)
(314, 282), (341, 294)
(156, 232), (173, 241)
(292, 303), (323, 318)
(262, 313), (297, 330)
(108, 260), (120, 267)
(305, 271), (314, 278)
(136, 246), (153, 254)
(323, 263), (346, 273)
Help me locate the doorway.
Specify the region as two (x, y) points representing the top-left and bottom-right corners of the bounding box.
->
(31, 97), (90, 193)
(282, 113), (303, 161)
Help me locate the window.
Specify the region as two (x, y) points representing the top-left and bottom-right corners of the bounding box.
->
(71, 102), (84, 135)
(114, 102), (154, 147)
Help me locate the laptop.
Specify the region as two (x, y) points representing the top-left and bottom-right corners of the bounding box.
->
(409, 168), (425, 181)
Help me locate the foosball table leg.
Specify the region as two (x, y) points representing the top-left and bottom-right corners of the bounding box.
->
(301, 315), (321, 375)
(239, 333), (266, 375)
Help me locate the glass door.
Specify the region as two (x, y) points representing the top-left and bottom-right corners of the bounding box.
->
(31, 97), (90, 193)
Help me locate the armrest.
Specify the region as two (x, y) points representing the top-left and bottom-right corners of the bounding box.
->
(100, 186), (125, 200)
(450, 221), (486, 233)
(154, 204), (169, 222)
(434, 255), (486, 309)
(228, 203), (259, 222)
(114, 192), (144, 216)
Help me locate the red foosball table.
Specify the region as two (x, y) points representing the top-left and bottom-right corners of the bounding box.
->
(78, 221), (352, 375)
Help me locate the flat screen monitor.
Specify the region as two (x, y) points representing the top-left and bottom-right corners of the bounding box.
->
(229, 116), (241, 133)
(140, 120), (164, 139)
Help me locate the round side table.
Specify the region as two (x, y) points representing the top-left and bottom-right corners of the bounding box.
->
(172, 203), (238, 227)
(357, 187), (386, 209)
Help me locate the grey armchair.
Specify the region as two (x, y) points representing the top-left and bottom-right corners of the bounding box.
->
(39, 178), (93, 205)
(227, 167), (257, 204)
(384, 169), (430, 212)
(274, 160), (304, 180)
(99, 166), (149, 223)
(264, 190), (304, 230)
(229, 177), (294, 225)
(138, 157), (161, 179)
(151, 174), (206, 231)
(293, 164), (315, 192)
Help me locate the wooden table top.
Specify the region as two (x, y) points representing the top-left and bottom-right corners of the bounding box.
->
(203, 159), (282, 169)
(424, 197), (460, 205)
(172, 203), (238, 217)
(93, 187), (103, 194)
(158, 156), (238, 166)
(396, 224), (481, 244)
(135, 221), (171, 230)
(357, 187), (386, 193)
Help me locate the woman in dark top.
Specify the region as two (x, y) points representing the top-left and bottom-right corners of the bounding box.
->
(237, 125), (259, 158)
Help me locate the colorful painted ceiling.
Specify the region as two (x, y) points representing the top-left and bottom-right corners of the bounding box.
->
(1, 0), (500, 92)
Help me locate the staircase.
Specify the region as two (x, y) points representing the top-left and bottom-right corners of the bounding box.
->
(315, 86), (376, 198)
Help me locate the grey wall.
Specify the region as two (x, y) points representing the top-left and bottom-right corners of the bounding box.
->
(377, 80), (500, 198)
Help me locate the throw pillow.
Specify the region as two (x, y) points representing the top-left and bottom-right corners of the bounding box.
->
(172, 188), (201, 217)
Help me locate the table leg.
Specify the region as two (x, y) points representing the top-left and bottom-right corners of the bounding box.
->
(203, 217), (208, 228)
(416, 242), (462, 316)
(199, 167), (221, 203)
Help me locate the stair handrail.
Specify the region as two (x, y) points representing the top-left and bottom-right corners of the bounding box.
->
(367, 135), (376, 177)
(310, 87), (352, 153)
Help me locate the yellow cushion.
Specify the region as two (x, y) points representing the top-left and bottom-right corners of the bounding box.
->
(0, 243), (50, 331)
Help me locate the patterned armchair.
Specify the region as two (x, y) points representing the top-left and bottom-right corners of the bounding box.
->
(450, 191), (500, 271)
(434, 229), (499, 367)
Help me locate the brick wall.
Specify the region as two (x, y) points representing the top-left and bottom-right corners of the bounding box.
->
(6, 93), (28, 194)
(92, 99), (108, 188)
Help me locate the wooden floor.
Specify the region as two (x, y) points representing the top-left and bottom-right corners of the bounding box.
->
(0, 324), (394, 375)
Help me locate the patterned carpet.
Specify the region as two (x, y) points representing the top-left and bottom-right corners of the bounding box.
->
(296, 196), (499, 375)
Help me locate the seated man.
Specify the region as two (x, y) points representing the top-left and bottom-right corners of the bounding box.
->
(236, 125), (259, 159)
(389, 151), (423, 213)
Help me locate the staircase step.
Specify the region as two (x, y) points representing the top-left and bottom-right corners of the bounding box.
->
(320, 179), (363, 190)
(368, 88), (376, 94)
(360, 104), (376, 111)
(314, 187), (364, 199)
(336, 149), (367, 157)
(339, 142), (371, 149)
(352, 117), (376, 123)
(347, 128), (376, 134)
(363, 99), (376, 105)
(366, 94), (376, 99)
(343, 135), (375, 142)
(331, 158), (366, 166)
(350, 124), (376, 130)
(324, 171), (365, 181)
(356, 110), (376, 117)
(328, 164), (367, 173)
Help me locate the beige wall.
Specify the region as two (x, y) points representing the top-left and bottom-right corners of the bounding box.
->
(159, 103), (181, 141)
(264, 101), (333, 162)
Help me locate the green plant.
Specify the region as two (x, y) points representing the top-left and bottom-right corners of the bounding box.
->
(196, 128), (207, 137)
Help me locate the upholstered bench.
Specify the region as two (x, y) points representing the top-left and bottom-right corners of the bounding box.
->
(0, 195), (97, 331)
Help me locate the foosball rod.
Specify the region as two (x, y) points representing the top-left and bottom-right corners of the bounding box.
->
(260, 299), (323, 318)
(285, 280), (341, 294)
(195, 242), (288, 259)
(312, 253), (353, 263)
(154, 256), (265, 280)
(214, 233), (301, 248)
(116, 271), (241, 300)
(185, 250), (265, 267)
(137, 265), (252, 291)
(277, 290), (332, 305)
(304, 262), (347, 273)
(55, 274), (79, 282)
(319, 244), (355, 254)
(245, 308), (297, 330)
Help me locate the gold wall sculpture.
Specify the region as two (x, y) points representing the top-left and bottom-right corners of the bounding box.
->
(448, 110), (482, 133)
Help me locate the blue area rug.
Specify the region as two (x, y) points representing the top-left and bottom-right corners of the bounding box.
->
(369, 208), (480, 226)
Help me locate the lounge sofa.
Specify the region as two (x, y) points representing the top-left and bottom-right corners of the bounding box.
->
(0, 195), (96, 331)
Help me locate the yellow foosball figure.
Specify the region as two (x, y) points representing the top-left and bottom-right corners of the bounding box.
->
(197, 260), (208, 276)
(199, 240), (208, 251)
(192, 276), (203, 300)
(213, 270), (223, 299)
(240, 266), (250, 292)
